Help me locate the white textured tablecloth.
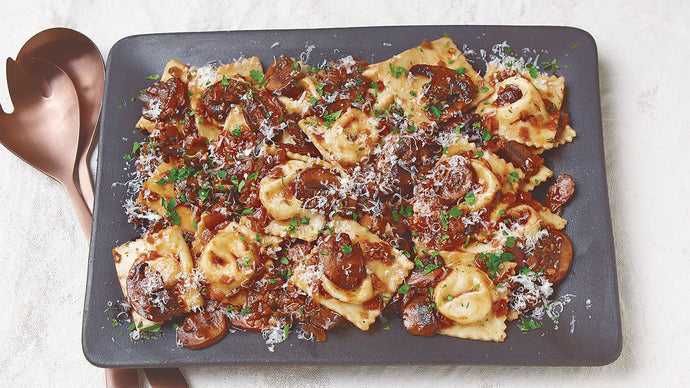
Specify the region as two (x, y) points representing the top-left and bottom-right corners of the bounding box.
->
(1, 1), (688, 386)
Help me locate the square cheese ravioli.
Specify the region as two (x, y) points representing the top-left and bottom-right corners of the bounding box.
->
(290, 219), (413, 330)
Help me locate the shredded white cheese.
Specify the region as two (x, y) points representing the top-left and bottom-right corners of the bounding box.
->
(262, 323), (288, 352)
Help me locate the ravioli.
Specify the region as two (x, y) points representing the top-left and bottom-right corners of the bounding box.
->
(478, 64), (576, 151)
(188, 57), (263, 140)
(112, 226), (204, 330)
(435, 251), (509, 342)
(136, 161), (199, 233)
(118, 35), (578, 349)
(363, 37), (494, 125)
(299, 108), (380, 166)
(290, 219), (413, 330)
(195, 219), (282, 302)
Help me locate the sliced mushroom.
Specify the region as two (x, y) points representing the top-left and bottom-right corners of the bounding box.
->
(410, 64), (476, 117)
(360, 241), (393, 265)
(317, 233), (367, 289)
(292, 167), (341, 211)
(200, 78), (246, 122)
(309, 306), (345, 331)
(506, 244), (528, 270)
(528, 228), (573, 283)
(546, 174), (575, 215)
(126, 262), (182, 321)
(139, 78), (187, 121)
(176, 305), (228, 349)
(430, 154), (476, 206)
(376, 135), (423, 198)
(406, 255), (445, 288)
(316, 58), (374, 115)
(494, 84), (523, 106)
(300, 307), (344, 343)
(243, 88), (288, 135)
(299, 325), (327, 342)
(495, 139), (544, 176)
(402, 296), (440, 337)
(265, 56), (305, 99)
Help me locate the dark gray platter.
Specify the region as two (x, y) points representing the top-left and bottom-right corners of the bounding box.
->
(83, 25), (621, 367)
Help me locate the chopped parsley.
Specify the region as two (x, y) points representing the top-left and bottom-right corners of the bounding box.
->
(140, 323), (162, 333)
(464, 192), (476, 206)
(448, 207), (462, 217)
(400, 205), (412, 218)
(388, 63), (406, 79)
(423, 263), (440, 275)
(249, 70), (266, 85)
(476, 251), (515, 278)
(482, 128), (492, 141)
(157, 166), (196, 184)
(123, 141), (142, 162)
(427, 105), (442, 118)
(518, 317), (542, 332)
(323, 109), (343, 127)
(540, 58), (560, 74)
(162, 198), (181, 226)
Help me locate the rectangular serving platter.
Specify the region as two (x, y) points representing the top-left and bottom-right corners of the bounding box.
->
(83, 25), (621, 367)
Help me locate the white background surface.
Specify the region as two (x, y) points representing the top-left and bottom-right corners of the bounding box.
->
(1, 1), (688, 386)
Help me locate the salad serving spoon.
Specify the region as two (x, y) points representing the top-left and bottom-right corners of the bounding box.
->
(0, 58), (91, 235)
(16, 27), (105, 211)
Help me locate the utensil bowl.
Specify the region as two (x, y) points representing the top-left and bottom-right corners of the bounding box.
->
(0, 58), (90, 236)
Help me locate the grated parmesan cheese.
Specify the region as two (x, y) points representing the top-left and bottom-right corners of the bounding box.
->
(141, 97), (163, 120)
(191, 64), (220, 89)
(509, 269), (575, 328)
(262, 323), (289, 352)
(299, 262), (324, 286)
(300, 44), (316, 64)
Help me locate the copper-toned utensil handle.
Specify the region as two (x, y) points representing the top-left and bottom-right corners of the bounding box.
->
(59, 86), (188, 388)
(64, 177), (92, 240)
(144, 368), (189, 388)
(78, 154), (95, 212)
(105, 369), (139, 388)
(105, 369), (189, 388)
